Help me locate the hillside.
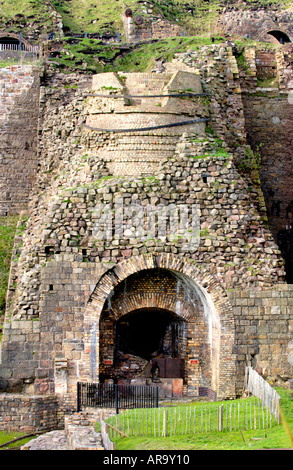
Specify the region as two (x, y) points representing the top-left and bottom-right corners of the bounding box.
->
(1, 0), (293, 40)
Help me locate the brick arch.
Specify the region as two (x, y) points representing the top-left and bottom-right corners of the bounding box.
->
(106, 267), (204, 323)
(83, 253), (236, 398)
(89, 252), (232, 315)
(0, 32), (33, 50)
(110, 291), (202, 322)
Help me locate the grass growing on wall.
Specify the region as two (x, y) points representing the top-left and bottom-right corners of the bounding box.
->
(52, 35), (225, 74)
(2, 0), (293, 38)
(50, 0), (293, 36)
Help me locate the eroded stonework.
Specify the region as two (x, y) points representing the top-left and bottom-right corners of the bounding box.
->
(0, 44), (293, 426)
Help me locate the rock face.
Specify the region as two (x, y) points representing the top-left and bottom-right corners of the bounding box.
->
(0, 44), (292, 425)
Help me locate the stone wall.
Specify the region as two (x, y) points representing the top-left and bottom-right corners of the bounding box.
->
(238, 45), (293, 281)
(123, 13), (185, 43)
(0, 394), (59, 433)
(215, 7), (293, 43)
(0, 45), (293, 413)
(229, 284), (293, 394)
(0, 65), (40, 215)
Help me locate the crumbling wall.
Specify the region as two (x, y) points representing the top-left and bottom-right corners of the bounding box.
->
(215, 7), (293, 43)
(123, 11), (185, 43)
(238, 45), (293, 281)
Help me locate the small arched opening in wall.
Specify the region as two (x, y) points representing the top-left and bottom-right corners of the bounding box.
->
(81, 254), (237, 400)
(267, 30), (291, 44)
(0, 33), (32, 50)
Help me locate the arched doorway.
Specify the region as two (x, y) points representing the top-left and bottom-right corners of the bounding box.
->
(0, 36), (20, 48)
(267, 30), (291, 44)
(81, 253), (236, 399)
(98, 268), (214, 397)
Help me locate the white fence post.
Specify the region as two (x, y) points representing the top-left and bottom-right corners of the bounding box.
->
(245, 366), (281, 424)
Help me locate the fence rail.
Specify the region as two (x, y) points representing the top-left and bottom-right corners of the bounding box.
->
(0, 44), (39, 53)
(101, 418), (115, 450)
(245, 367), (281, 424)
(77, 382), (159, 413)
(105, 399), (279, 440)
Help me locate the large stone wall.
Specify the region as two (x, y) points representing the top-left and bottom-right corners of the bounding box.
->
(215, 7), (293, 43)
(238, 45), (293, 281)
(229, 284), (293, 393)
(0, 65), (40, 215)
(0, 44), (293, 420)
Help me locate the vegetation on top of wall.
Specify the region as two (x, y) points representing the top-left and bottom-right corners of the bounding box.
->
(49, 35), (225, 74)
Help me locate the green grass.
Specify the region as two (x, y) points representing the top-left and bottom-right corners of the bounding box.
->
(0, 430), (36, 450)
(52, 35), (225, 74)
(0, 388), (291, 450)
(50, 0), (293, 36)
(0, 0), (58, 33)
(2, 1), (293, 39)
(0, 215), (18, 335)
(105, 387), (293, 450)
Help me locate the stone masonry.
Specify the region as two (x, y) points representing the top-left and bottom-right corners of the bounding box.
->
(0, 65), (40, 216)
(0, 43), (292, 431)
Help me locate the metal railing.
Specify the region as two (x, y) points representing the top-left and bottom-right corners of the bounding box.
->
(77, 382), (159, 414)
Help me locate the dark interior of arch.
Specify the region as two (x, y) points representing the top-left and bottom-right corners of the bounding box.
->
(115, 307), (185, 360)
(267, 30), (291, 43)
(0, 36), (27, 50)
(0, 36), (19, 45)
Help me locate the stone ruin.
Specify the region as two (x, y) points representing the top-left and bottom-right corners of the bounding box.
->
(0, 43), (292, 432)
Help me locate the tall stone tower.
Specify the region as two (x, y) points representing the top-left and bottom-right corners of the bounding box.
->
(0, 45), (292, 426)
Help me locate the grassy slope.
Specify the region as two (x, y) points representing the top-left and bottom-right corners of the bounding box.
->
(2, 1), (293, 36)
(110, 388), (293, 450)
(0, 0), (57, 29)
(51, 0), (293, 35)
(54, 35), (228, 74)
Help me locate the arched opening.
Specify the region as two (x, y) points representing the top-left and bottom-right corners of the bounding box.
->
(98, 267), (218, 397)
(267, 30), (291, 44)
(81, 253), (236, 399)
(0, 36), (21, 50)
(0, 34), (32, 51)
